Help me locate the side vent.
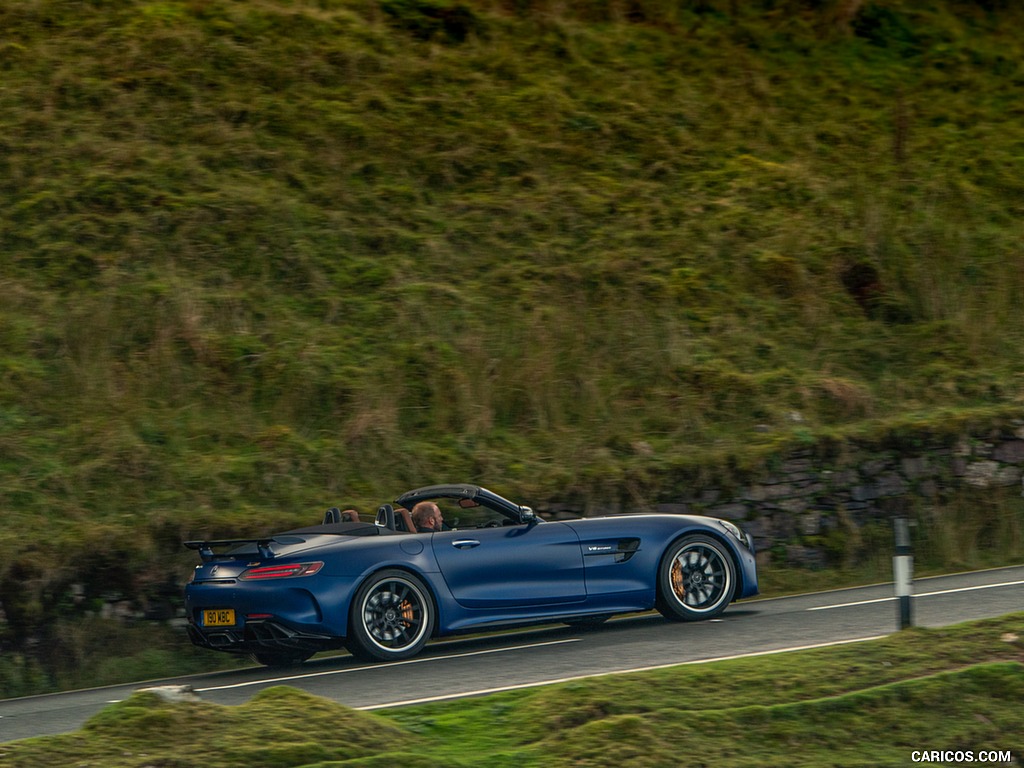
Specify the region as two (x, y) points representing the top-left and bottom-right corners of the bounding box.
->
(615, 538), (641, 563)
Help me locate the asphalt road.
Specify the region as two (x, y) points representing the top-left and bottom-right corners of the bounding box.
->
(2, 565), (1022, 743)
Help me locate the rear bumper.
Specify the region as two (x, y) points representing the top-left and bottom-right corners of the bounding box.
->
(187, 619), (342, 655)
(184, 579), (354, 655)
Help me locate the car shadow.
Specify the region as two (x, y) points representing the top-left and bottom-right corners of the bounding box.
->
(202, 607), (762, 680)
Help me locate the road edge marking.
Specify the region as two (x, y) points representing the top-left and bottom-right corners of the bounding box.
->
(807, 579), (1024, 611)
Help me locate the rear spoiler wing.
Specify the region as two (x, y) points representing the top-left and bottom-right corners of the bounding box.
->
(183, 536), (305, 562)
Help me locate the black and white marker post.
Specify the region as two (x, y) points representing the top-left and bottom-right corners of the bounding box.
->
(893, 516), (913, 629)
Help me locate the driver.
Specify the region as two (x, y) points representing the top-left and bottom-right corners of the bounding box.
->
(411, 501), (446, 533)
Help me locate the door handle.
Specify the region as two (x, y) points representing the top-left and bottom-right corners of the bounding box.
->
(452, 539), (481, 549)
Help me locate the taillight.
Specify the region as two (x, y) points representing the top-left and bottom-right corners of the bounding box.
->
(239, 562), (324, 580)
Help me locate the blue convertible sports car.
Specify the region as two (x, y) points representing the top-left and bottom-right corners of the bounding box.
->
(184, 484), (758, 666)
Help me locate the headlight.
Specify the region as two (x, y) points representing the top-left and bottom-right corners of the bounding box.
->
(719, 520), (749, 547)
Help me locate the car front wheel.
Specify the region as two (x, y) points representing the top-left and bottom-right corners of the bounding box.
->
(346, 569), (435, 662)
(656, 535), (736, 621)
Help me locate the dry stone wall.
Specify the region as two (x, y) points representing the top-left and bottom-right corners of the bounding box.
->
(705, 427), (1023, 567)
(545, 421), (1024, 569)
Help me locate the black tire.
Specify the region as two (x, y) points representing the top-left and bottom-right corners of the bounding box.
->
(250, 650), (314, 667)
(656, 534), (736, 621)
(346, 569), (435, 662)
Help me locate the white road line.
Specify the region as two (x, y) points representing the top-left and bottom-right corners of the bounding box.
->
(195, 638), (581, 692)
(806, 596), (895, 611)
(358, 635), (889, 710)
(807, 579), (1024, 612)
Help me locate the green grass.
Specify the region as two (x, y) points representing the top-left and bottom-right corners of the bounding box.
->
(2, 0), (1023, 524)
(2, 0), (1024, 693)
(3, 612), (1022, 767)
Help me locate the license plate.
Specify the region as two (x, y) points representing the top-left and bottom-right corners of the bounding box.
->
(202, 609), (236, 627)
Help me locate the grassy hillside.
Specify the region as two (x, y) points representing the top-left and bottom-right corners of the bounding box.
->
(1, 0), (1023, 686)
(3, 613), (1023, 766)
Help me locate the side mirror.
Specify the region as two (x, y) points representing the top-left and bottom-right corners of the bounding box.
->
(520, 506), (539, 525)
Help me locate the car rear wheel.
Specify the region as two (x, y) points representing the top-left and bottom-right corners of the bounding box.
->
(346, 569), (435, 662)
(656, 535), (736, 621)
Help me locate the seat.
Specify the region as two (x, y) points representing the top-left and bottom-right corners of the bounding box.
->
(375, 504), (395, 530)
(325, 507), (361, 524)
(395, 507), (415, 533)
(323, 507), (342, 524)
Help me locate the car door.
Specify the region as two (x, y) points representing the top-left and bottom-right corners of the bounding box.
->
(430, 521), (586, 609)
